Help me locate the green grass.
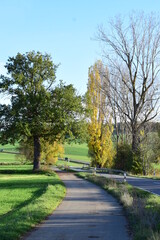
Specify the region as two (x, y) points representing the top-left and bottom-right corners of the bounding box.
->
(0, 153), (20, 164)
(0, 143), (20, 164)
(152, 163), (160, 171)
(64, 143), (90, 162)
(77, 172), (160, 240)
(0, 165), (66, 240)
(0, 143), (19, 152)
(0, 142), (91, 164)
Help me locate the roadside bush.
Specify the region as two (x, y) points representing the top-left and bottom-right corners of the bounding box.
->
(114, 143), (133, 171)
(131, 150), (143, 174)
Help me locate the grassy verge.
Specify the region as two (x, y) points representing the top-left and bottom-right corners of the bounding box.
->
(77, 172), (160, 240)
(0, 165), (66, 240)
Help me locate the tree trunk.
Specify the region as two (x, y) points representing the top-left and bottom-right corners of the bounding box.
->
(132, 128), (139, 153)
(33, 136), (41, 171)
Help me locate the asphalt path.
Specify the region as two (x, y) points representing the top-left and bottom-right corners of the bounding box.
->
(99, 173), (160, 196)
(24, 172), (131, 240)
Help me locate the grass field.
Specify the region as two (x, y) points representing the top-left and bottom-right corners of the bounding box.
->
(0, 143), (19, 152)
(64, 143), (90, 161)
(0, 153), (20, 164)
(0, 142), (91, 164)
(152, 163), (160, 171)
(0, 143), (20, 164)
(0, 165), (66, 240)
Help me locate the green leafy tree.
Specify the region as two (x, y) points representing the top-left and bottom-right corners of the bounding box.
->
(114, 143), (133, 171)
(0, 51), (83, 171)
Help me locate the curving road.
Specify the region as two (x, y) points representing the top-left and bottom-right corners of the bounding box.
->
(24, 172), (131, 240)
(99, 173), (160, 196)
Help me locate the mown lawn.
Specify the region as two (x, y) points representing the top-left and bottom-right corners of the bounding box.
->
(0, 165), (66, 240)
(0, 143), (19, 152)
(0, 142), (91, 164)
(0, 153), (20, 164)
(0, 143), (20, 164)
(64, 143), (90, 162)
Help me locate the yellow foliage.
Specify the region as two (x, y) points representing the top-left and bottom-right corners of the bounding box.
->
(18, 137), (64, 165)
(41, 140), (64, 165)
(140, 130), (144, 137)
(87, 61), (115, 167)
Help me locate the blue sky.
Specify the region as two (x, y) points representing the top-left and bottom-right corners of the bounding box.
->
(0, 0), (160, 98)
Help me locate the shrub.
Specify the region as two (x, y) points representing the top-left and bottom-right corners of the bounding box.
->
(114, 143), (133, 171)
(131, 150), (143, 174)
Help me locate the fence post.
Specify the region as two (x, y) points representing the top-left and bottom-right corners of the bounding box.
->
(124, 172), (127, 182)
(154, 169), (156, 177)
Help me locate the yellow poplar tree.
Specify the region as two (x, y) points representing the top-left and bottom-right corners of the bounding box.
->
(87, 61), (114, 168)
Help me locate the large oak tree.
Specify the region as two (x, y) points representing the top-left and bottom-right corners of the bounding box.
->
(0, 51), (83, 170)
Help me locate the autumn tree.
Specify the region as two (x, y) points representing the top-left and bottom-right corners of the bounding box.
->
(98, 12), (160, 153)
(87, 61), (114, 168)
(18, 137), (64, 165)
(41, 140), (64, 165)
(0, 51), (83, 171)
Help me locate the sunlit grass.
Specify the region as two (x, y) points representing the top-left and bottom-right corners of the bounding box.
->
(64, 143), (90, 161)
(0, 153), (19, 163)
(0, 165), (66, 240)
(0, 143), (19, 151)
(0, 142), (91, 164)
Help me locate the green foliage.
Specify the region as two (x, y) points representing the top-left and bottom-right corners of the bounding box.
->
(0, 51), (57, 142)
(0, 165), (65, 240)
(18, 137), (64, 165)
(131, 150), (143, 174)
(17, 138), (34, 163)
(114, 142), (144, 174)
(66, 119), (89, 144)
(0, 51), (84, 170)
(114, 143), (133, 171)
(141, 132), (160, 163)
(138, 130), (160, 175)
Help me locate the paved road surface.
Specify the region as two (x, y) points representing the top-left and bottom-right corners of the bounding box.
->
(99, 173), (160, 196)
(24, 173), (131, 240)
